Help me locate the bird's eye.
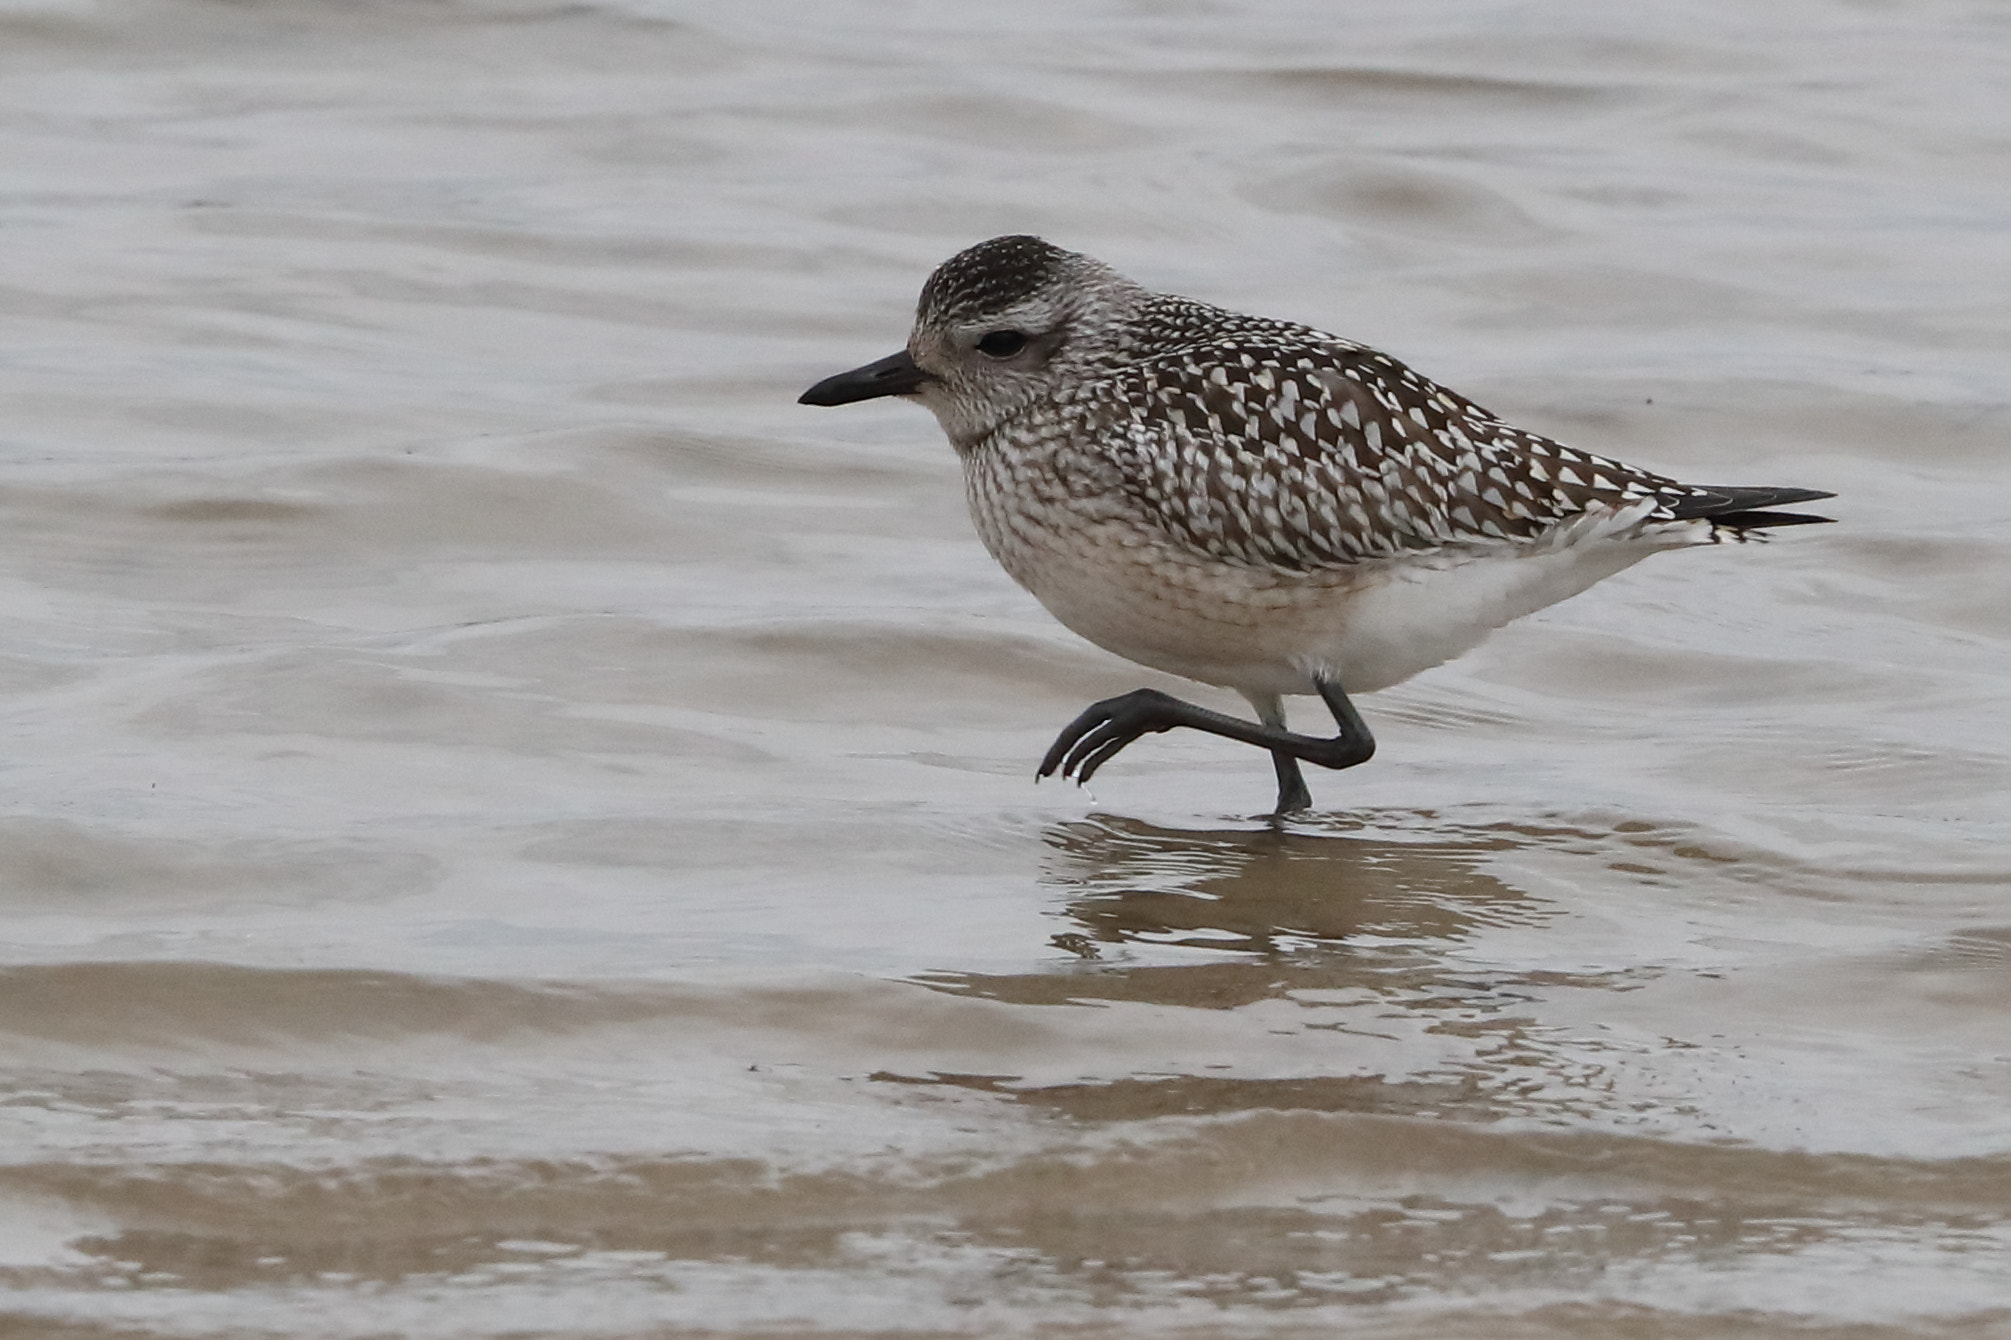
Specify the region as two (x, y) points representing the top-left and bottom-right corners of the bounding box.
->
(976, 330), (1028, 358)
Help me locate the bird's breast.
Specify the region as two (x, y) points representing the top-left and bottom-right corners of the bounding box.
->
(961, 438), (1365, 691)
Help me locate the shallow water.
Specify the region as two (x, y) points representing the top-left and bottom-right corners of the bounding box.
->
(1, 1), (2008, 1335)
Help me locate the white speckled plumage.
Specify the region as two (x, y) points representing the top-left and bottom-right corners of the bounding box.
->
(802, 235), (1833, 810)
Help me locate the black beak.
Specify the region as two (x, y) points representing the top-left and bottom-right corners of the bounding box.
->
(798, 350), (927, 406)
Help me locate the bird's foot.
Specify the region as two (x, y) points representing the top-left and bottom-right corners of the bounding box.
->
(1271, 761), (1313, 815)
(1037, 688), (1183, 784)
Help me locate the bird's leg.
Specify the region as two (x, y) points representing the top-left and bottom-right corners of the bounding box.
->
(1249, 691), (1312, 815)
(1037, 678), (1375, 801)
(1272, 754), (1313, 815)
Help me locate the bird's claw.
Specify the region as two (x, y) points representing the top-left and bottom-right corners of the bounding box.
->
(1036, 688), (1181, 785)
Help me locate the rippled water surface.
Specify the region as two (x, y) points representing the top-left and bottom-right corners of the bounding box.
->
(2, 1), (2009, 1335)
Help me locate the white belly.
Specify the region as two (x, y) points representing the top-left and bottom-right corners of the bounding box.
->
(1305, 535), (1659, 693)
(997, 501), (1696, 697)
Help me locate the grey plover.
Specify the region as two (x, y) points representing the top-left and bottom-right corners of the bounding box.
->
(801, 235), (1832, 814)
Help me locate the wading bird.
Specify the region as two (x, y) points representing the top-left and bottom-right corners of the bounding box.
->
(802, 236), (1832, 814)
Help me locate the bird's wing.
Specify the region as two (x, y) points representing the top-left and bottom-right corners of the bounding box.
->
(1095, 330), (1692, 570)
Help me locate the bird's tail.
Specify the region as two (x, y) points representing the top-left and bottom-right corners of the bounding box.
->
(1661, 485), (1836, 538)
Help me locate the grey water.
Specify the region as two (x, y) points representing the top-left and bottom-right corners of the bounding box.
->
(0, 1), (2008, 1335)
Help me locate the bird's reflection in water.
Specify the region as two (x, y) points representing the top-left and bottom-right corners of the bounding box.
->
(910, 811), (1650, 1124)
(928, 811), (1576, 1012)
(1048, 811), (1540, 954)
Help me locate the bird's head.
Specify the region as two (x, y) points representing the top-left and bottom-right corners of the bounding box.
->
(799, 235), (1145, 450)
